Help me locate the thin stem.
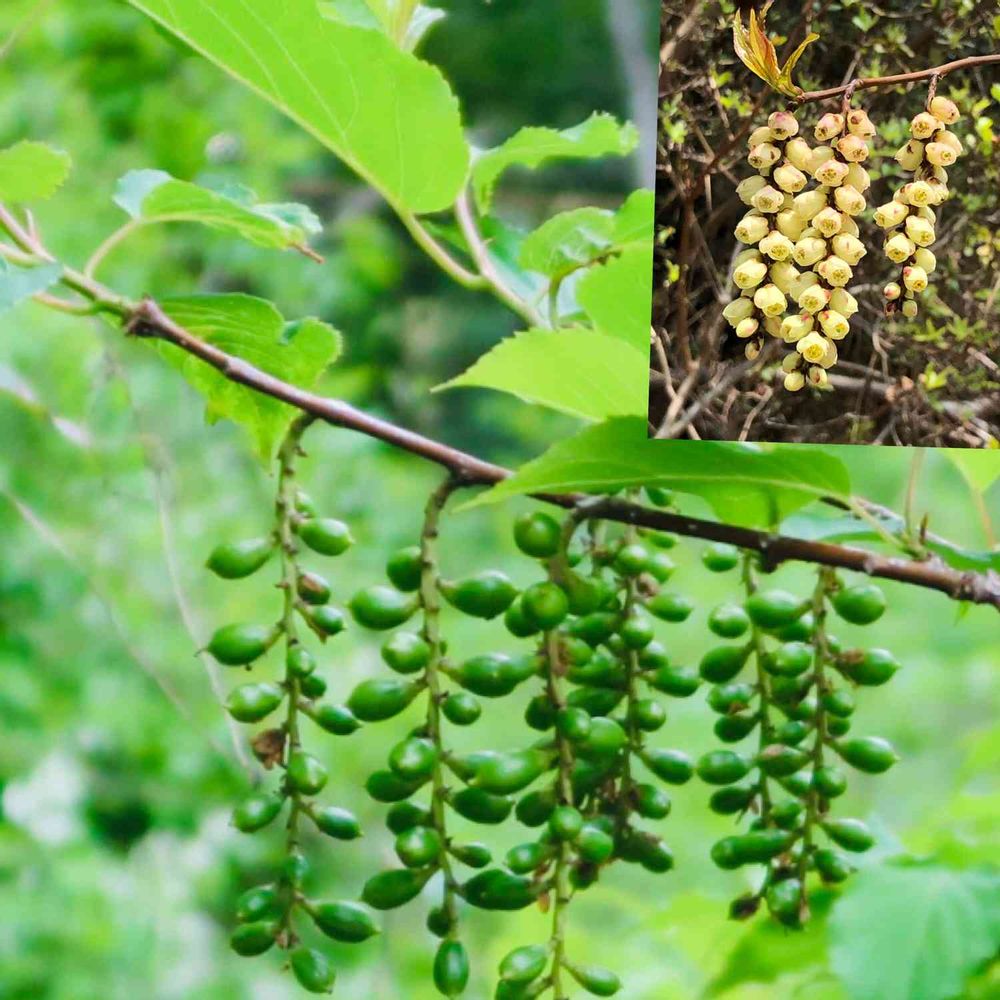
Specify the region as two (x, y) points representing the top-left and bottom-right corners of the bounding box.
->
(84, 219), (146, 279)
(904, 450), (926, 544)
(795, 53), (1000, 105)
(397, 210), (487, 290)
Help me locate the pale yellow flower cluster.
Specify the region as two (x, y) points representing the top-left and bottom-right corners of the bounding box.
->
(724, 108), (874, 392)
(875, 96), (961, 319)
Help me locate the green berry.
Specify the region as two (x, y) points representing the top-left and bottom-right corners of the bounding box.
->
(822, 688), (856, 718)
(646, 552), (676, 583)
(569, 611), (620, 646)
(365, 769), (425, 803)
(386, 545), (423, 591)
(771, 799), (804, 830)
(714, 714), (760, 742)
(395, 825), (442, 868)
(311, 805), (362, 840)
(287, 751), (328, 795)
(441, 692), (482, 726)
(450, 788), (513, 825)
(634, 783), (672, 819)
(309, 605), (346, 637)
(504, 596), (541, 638)
(521, 581), (570, 630)
(549, 805), (583, 841)
(836, 735), (898, 773)
(557, 707), (593, 743)
(206, 623), (275, 666)
(347, 678), (421, 722)
(225, 682), (284, 723)
(433, 939), (470, 997)
(298, 518), (353, 557)
(206, 537), (274, 579)
(813, 765), (848, 798)
(708, 603), (751, 638)
(814, 848), (853, 882)
(452, 653), (523, 698)
(297, 571), (332, 606)
(709, 785), (755, 815)
(500, 943), (550, 984)
(381, 632), (431, 674)
(462, 870), (537, 911)
(286, 646), (316, 678)
(579, 717), (628, 760)
(614, 543), (649, 576)
(702, 543), (740, 572)
(513, 511), (562, 558)
(290, 946), (336, 993)
(699, 645), (748, 683)
(449, 841), (491, 868)
(235, 884), (280, 923)
(832, 583), (886, 625)
(707, 682), (755, 714)
(619, 612), (655, 650)
(757, 744), (810, 778)
(506, 841), (551, 873)
(230, 920), (277, 956)
(645, 486), (675, 507)
(232, 793), (283, 833)
(577, 824), (615, 863)
(775, 719), (810, 746)
(362, 869), (432, 909)
(426, 905), (452, 938)
(746, 589), (808, 629)
(842, 647), (900, 686)
(440, 571), (517, 619)
(386, 802), (431, 834)
(567, 962), (622, 996)
(630, 698), (667, 732)
(647, 591), (695, 623)
(647, 663), (701, 697)
(822, 818), (875, 852)
(697, 750), (751, 785)
(769, 641), (814, 677)
(766, 878), (803, 927)
(300, 673), (327, 699)
(641, 748), (694, 785)
(310, 900), (379, 942)
(388, 737), (437, 781)
(514, 789), (555, 827)
(472, 749), (551, 795)
(349, 586), (418, 630)
(311, 703), (360, 735)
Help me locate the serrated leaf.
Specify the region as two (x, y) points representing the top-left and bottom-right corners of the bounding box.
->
(437, 328), (646, 421)
(0, 142), (72, 203)
(0, 261), (63, 313)
(576, 246), (652, 350)
(126, 0), (467, 214)
(518, 189), (653, 279)
(733, 6), (816, 98)
(777, 32), (820, 94)
(830, 863), (1000, 1000)
(465, 416), (851, 526)
(155, 295), (341, 460)
(113, 170), (320, 250)
(472, 113), (638, 213)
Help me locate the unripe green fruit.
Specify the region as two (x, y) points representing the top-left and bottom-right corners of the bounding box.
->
(230, 920), (278, 956)
(521, 581), (569, 630)
(699, 645), (748, 683)
(567, 962), (622, 996)
(631, 698), (667, 732)
(638, 642), (669, 670)
(450, 787), (513, 825)
(226, 682), (284, 723)
(745, 590), (808, 629)
(631, 834), (674, 874)
(814, 848), (853, 882)
(708, 603), (751, 639)
(294, 490), (317, 517)
(579, 717), (628, 759)
(702, 543), (740, 572)
(366, 769), (425, 803)
(285, 849), (310, 887)
(500, 943), (550, 984)
(348, 678), (421, 722)
(472, 749), (551, 795)
(709, 785), (755, 815)
(713, 829), (794, 868)
(389, 737), (438, 781)
(207, 623), (275, 666)
(619, 612), (655, 650)
(697, 750), (751, 785)
(310, 900), (379, 942)
(312, 703), (360, 735)
(549, 805), (584, 841)
(648, 664), (701, 698)
(561, 571), (606, 616)
(287, 751), (328, 795)
(362, 868), (432, 909)
(290, 947), (336, 994)
(298, 517), (353, 557)
(235, 884), (280, 923)
(433, 939), (470, 997)
(781, 771), (812, 797)
(833, 584), (886, 625)
(311, 805), (362, 840)
(641, 748), (694, 785)
(463, 870), (537, 911)
(427, 905), (453, 938)
(813, 765), (848, 799)
(526, 695), (555, 733)
(309, 605), (346, 637)
(613, 543), (649, 576)
(513, 511), (562, 557)
(452, 653), (522, 698)
(381, 632), (432, 674)
(515, 789), (556, 827)
(206, 537), (274, 579)
(757, 743), (810, 778)
(506, 840), (552, 873)
(297, 571), (332, 606)
(286, 645), (316, 678)
(386, 545), (423, 591)
(844, 647), (900, 686)
(771, 799), (804, 830)
(395, 825), (442, 868)
(646, 552), (676, 583)
(766, 878), (803, 927)
(822, 817), (875, 852)
(442, 692), (482, 726)
(568, 651), (625, 688)
(775, 719), (810, 746)
(836, 735), (898, 773)
(440, 571), (517, 620)
(232, 792), (283, 833)
(349, 586), (418, 630)
(769, 641), (814, 677)
(646, 591), (695, 623)
(634, 783), (672, 819)
(300, 673), (327, 698)
(774, 613), (815, 642)
(577, 824), (615, 863)
(827, 715), (852, 738)
(386, 801), (431, 834)
(714, 714), (759, 742)
(504, 596), (541, 638)
(707, 682), (755, 714)
(822, 688), (855, 718)
(450, 841), (491, 868)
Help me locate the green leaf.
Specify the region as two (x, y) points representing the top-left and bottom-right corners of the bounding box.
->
(946, 450), (1000, 495)
(465, 417), (852, 526)
(472, 113), (638, 213)
(125, 0), (467, 213)
(576, 246), (652, 350)
(0, 261), (63, 313)
(518, 189), (654, 280)
(113, 170), (320, 250)
(829, 862), (1000, 1000)
(0, 142), (72, 203)
(155, 295), (341, 460)
(436, 328), (646, 422)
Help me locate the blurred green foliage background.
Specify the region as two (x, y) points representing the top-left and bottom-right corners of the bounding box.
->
(0, 1), (997, 998)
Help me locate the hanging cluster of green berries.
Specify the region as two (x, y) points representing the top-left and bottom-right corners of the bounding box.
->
(205, 417), (374, 995)
(876, 95), (961, 319)
(694, 556), (899, 926)
(204, 451), (908, 995)
(725, 91), (964, 391)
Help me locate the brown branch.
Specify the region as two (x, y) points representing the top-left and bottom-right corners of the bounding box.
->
(122, 299), (1000, 612)
(795, 53), (1000, 104)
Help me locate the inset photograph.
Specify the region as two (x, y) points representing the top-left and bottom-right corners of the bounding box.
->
(653, 2), (1000, 445)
